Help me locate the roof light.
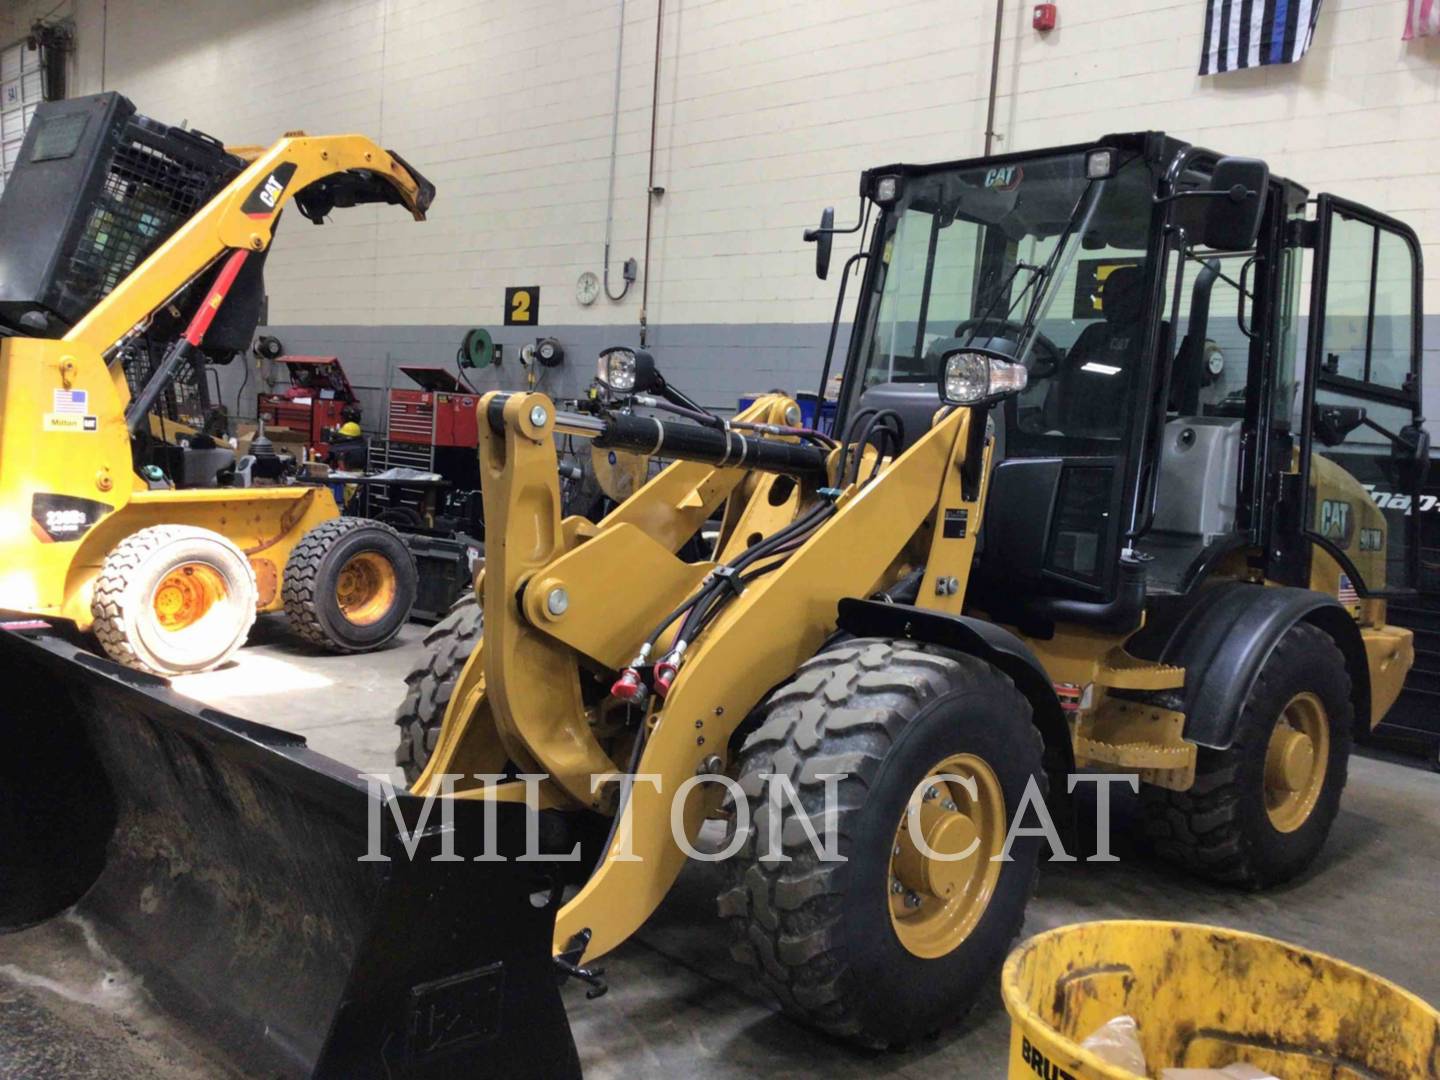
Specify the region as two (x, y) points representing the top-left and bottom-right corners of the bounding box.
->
(873, 174), (901, 206)
(1086, 149), (1116, 180)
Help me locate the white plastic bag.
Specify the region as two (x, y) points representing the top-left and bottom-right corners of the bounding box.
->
(1080, 1014), (1148, 1075)
(1161, 1065), (1282, 1079)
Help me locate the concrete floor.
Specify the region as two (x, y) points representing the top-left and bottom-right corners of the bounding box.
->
(4, 617), (1438, 1078)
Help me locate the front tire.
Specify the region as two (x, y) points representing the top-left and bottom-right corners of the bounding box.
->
(1142, 621), (1354, 888)
(718, 637), (1045, 1047)
(91, 525), (258, 675)
(283, 518), (417, 653)
(394, 595), (482, 784)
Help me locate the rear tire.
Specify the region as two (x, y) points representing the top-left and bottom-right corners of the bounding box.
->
(91, 525), (258, 675)
(1141, 621), (1353, 888)
(394, 595), (482, 784)
(283, 518), (416, 653)
(718, 637), (1045, 1047)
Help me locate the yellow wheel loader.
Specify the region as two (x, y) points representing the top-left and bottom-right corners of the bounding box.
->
(0, 93), (425, 675)
(393, 134), (1428, 1046)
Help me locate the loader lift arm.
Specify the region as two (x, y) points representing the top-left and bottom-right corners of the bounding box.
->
(416, 388), (1025, 965)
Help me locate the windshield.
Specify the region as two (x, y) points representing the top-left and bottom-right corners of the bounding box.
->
(845, 150), (1158, 444)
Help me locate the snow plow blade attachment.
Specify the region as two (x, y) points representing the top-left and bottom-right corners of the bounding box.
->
(0, 623), (580, 1079)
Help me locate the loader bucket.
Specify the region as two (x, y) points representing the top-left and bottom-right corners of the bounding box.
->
(0, 622), (580, 1079)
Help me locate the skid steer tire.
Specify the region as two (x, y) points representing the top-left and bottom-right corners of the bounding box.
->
(91, 525), (258, 675)
(718, 637), (1045, 1048)
(1141, 621), (1353, 889)
(395, 594), (482, 784)
(283, 517), (416, 653)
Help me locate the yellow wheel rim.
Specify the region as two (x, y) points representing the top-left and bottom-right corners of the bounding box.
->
(152, 563), (227, 632)
(888, 753), (1007, 959)
(334, 551), (397, 626)
(1264, 691), (1330, 834)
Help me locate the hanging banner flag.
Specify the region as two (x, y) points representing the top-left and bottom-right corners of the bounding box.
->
(1405, 0), (1440, 39)
(1200, 0), (1325, 75)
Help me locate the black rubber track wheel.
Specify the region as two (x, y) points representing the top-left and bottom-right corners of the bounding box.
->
(394, 594), (482, 785)
(1141, 621), (1354, 888)
(283, 518), (417, 653)
(718, 637), (1046, 1048)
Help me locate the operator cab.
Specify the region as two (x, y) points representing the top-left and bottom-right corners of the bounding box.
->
(822, 132), (1427, 634)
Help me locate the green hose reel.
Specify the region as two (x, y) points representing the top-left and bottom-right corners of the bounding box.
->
(458, 327), (496, 369)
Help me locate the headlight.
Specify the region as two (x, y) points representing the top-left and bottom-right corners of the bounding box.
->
(939, 349), (1029, 406)
(595, 346), (657, 395)
(943, 353), (990, 403)
(598, 348), (637, 392)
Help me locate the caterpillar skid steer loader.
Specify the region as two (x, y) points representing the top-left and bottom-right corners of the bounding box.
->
(395, 132), (1428, 1048)
(0, 93), (423, 675)
(0, 103), (581, 1076)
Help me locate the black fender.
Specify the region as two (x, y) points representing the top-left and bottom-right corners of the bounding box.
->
(1149, 581), (1369, 750)
(835, 598), (1074, 781)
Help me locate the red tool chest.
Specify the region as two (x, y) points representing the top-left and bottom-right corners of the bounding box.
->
(388, 367), (479, 448)
(256, 355), (359, 455)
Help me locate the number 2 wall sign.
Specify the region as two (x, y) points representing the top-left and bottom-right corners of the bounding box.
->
(505, 285), (539, 326)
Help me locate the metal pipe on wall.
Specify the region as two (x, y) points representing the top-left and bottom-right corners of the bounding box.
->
(602, 0), (630, 301)
(983, 0), (1004, 155)
(639, 0), (663, 346)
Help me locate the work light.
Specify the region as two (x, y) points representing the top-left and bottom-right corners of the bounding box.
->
(872, 174), (901, 206)
(1086, 148), (1116, 179)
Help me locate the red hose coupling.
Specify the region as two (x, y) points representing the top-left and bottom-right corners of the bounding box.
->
(610, 667), (646, 703)
(653, 659), (679, 698)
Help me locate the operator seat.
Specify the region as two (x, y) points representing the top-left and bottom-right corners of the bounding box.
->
(1042, 263), (1147, 438)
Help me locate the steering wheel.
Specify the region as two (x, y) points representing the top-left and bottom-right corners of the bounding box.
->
(951, 317), (1065, 380)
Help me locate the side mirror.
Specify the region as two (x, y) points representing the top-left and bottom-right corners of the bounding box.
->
(804, 207), (835, 281)
(596, 347), (658, 395)
(1313, 403), (1366, 447)
(938, 347), (1029, 407)
(1394, 422), (1431, 491)
(1203, 156), (1269, 251)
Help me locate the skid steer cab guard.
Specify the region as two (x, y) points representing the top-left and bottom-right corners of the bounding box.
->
(0, 621), (579, 1079)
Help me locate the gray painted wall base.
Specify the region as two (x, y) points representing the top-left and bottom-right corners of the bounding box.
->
(218, 316), (1440, 438)
(222, 322), (851, 433)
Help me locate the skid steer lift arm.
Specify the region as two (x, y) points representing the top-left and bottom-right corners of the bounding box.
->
(60, 134), (433, 404)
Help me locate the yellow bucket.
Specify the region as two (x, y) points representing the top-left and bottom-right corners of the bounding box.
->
(1002, 920), (1440, 1079)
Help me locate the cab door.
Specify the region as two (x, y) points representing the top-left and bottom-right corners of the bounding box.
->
(1299, 195), (1428, 598)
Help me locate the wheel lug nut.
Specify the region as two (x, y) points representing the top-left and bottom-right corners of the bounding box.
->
(924, 785), (938, 801)
(942, 799), (957, 812)
(893, 843), (901, 856)
(891, 879), (903, 895)
(904, 892), (921, 908)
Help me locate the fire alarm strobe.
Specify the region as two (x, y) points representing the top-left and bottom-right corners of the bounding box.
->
(1033, 3), (1057, 31)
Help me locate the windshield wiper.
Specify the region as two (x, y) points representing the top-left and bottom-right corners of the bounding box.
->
(966, 178), (1102, 361)
(958, 260), (1046, 353)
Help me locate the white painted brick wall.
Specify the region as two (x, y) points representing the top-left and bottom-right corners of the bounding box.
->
(3, 0), (1438, 329)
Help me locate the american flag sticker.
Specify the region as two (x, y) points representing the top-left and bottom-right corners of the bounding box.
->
(1337, 573), (1359, 606)
(52, 389), (88, 414)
